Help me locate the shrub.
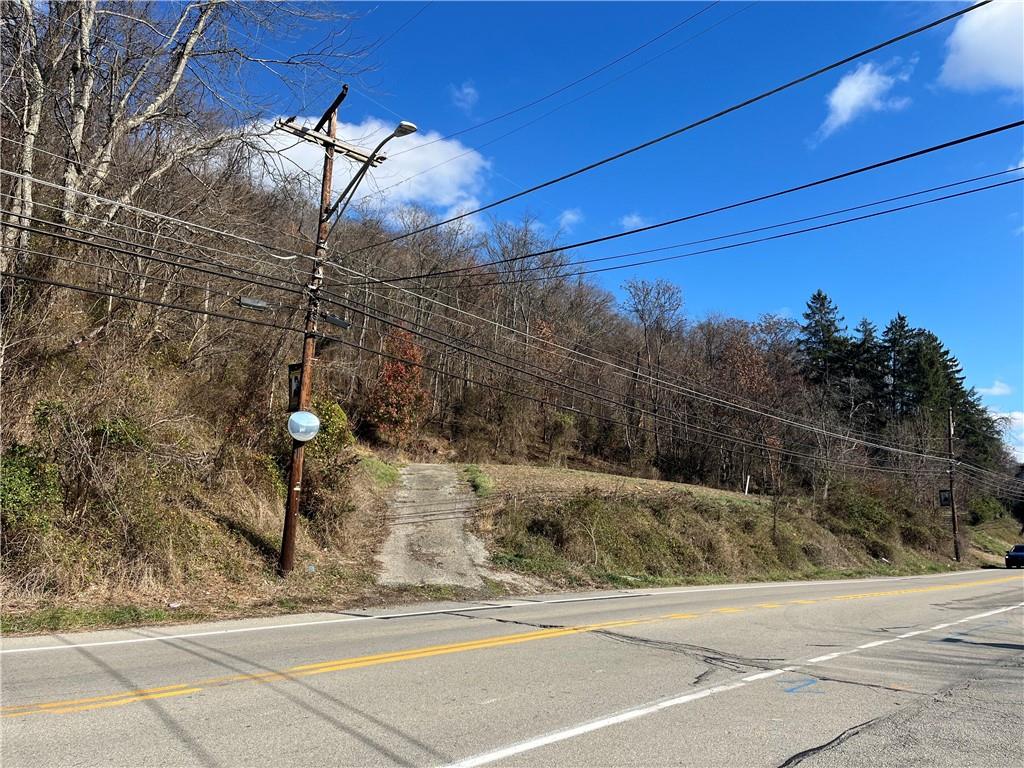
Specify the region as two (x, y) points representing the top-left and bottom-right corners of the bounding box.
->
(364, 330), (430, 445)
(966, 495), (1005, 526)
(544, 412), (576, 465)
(1, 444), (62, 539)
(90, 417), (149, 450)
(258, 453), (287, 499)
(309, 398), (354, 459)
(824, 483), (897, 541)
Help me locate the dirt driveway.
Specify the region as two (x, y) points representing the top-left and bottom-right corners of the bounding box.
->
(376, 463), (487, 588)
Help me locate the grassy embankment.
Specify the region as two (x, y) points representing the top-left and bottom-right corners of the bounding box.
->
(4, 453), (1018, 635)
(1, 447), (402, 634)
(472, 464), (1020, 589)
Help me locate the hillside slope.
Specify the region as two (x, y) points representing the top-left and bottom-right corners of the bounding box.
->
(472, 464), (1017, 588)
(3, 456), (1019, 634)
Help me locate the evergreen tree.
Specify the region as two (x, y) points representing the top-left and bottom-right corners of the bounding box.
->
(799, 290), (848, 390)
(955, 390), (1008, 469)
(882, 313), (916, 419)
(850, 318), (887, 426)
(907, 331), (963, 414)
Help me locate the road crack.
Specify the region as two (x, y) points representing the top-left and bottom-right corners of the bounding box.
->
(808, 673), (926, 697)
(443, 612), (565, 630)
(593, 630), (781, 678)
(776, 717), (883, 767)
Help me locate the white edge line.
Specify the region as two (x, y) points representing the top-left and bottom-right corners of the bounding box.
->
(0, 569), (1000, 655)
(450, 683), (746, 768)
(806, 653), (841, 663)
(742, 669), (784, 682)
(857, 639), (894, 649)
(442, 601), (1024, 768)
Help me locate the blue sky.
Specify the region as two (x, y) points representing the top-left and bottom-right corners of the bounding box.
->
(257, 1), (1023, 453)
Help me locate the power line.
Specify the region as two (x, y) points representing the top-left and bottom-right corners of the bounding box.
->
(2, 217), (306, 299)
(321, 288), (838, 457)
(316, 285), (964, 465)
(3, 206), (305, 289)
(2, 271), (990, 486)
(325, 269), (958, 454)
(4, 178), (987, 460)
(366, 2), (433, 58)
(430, 167), (1024, 286)
(387, 2), (721, 157)
(355, 3), (754, 212)
(343, 1), (993, 254)
(2, 272), (302, 333)
(4, 168), (855, 440)
(318, 254), (974, 452)
(5, 246), (301, 310)
(20, 195), (310, 277)
(0, 167), (303, 263)
(439, 177), (1024, 289)
(347, 118), (1024, 285)
(6, 167), (1006, 462)
(320, 249), (950, 448)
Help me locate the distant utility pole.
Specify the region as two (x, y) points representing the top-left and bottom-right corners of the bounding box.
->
(273, 86), (416, 576)
(947, 405), (961, 563)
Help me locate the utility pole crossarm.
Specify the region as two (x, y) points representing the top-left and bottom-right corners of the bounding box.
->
(272, 120), (387, 167)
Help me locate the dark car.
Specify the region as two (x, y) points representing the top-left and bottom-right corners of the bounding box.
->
(1006, 544), (1024, 568)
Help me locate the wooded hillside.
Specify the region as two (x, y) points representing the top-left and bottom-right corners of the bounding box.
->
(2, 2), (1021, 604)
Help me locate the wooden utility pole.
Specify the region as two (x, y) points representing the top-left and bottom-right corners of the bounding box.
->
(947, 405), (961, 563)
(278, 94), (343, 576)
(273, 88), (413, 575)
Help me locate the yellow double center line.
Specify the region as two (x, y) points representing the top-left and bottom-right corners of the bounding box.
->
(4, 575), (1019, 719)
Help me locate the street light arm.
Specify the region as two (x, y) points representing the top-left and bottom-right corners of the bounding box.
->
(323, 132), (395, 224)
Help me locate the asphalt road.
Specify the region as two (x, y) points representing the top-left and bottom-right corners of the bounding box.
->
(2, 569), (1022, 767)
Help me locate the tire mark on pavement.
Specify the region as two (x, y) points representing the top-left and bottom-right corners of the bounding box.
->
(776, 717), (883, 767)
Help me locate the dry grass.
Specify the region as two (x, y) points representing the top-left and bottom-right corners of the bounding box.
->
(3, 458), (1006, 635)
(1, 444), (403, 634)
(482, 464), (761, 504)
(478, 464), (960, 589)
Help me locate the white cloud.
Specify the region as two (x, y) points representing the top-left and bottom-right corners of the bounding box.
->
(449, 81), (479, 114)
(558, 208), (583, 233)
(978, 379), (1014, 396)
(258, 116), (490, 218)
(620, 212), (648, 230)
(939, 0), (1024, 94)
(818, 60), (914, 140)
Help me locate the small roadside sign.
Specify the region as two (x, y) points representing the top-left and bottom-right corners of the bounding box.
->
(938, 489), (952, 507)
(288, 363), (302, 412)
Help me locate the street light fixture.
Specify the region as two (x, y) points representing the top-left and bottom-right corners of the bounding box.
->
(393, 120), (418, 137)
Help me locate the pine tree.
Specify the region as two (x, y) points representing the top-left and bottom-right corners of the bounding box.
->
(882, 313), (916, 419)
(850, 318), (887, 425)
(908, 331), (962, 414)
(799, 290), (848, 390)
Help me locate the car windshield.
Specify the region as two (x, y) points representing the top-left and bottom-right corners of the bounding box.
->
(1012, 545), (1024, 553)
